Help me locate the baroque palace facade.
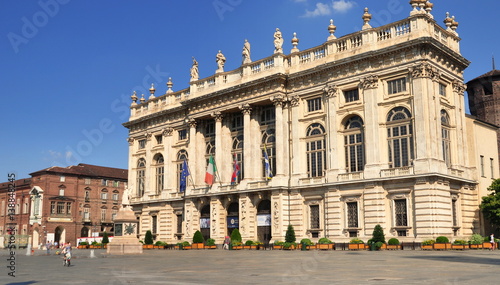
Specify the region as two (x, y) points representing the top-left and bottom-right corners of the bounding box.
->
(124, 3), (498, 244)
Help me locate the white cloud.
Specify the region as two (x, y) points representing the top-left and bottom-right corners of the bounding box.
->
(332, 0), (356, 13)
(302, 2), (332, 18)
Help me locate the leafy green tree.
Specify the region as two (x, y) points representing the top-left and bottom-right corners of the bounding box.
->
(285, 224), (296, 243)
(230, 229), (242, 243)
(102, 231), (109, 244)
(480, 179), (500, 231)
(371, 224), (385, 244)
(144, 230), (154, 245)
(193, 230), (204, 243)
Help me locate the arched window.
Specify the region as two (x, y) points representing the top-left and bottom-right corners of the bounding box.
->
(387, 107), (414, 168)
(344, 116), (365, 172)
(136, 158), (146, 197)
(176, 150), (188, 191)
(261, 129), (276, 179)
(441, 110), (451, 167)
(154, 154), (164, 194)
(306, 123), (326, 177)
(232, 135), (244, 182)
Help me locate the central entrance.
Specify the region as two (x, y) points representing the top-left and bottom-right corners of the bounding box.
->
(200, 205), (210, 241)
(226, 202), (239, 236)
(257, 199), (271, 244)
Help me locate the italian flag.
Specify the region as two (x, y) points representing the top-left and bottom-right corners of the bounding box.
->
(204, 155), (217, 185)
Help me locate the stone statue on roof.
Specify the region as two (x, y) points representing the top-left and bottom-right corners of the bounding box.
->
(274, 28), (284, 54)
(242, 39), (251, 64)
(190, 57), (199, 82)
(216, 50), (226, 73)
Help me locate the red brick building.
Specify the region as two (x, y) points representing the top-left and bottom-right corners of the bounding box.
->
(28, 164), (128, 248)
(0, 177), (32, 247)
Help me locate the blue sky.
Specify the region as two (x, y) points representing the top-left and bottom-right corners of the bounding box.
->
(1, 0), (498, 179)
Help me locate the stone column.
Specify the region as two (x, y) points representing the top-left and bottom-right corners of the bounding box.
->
(127, 137), (135, 197)
(240, 104), (253, 180)
(211, 112), (224, 184)
(324, 83), (339, 180)
(288, 95), (302, 179)
(359, 75), (381, 178)
(452, 80), (467, 168)
(162, 127), (174, 192)
(187, 119), (197, 190)
(144, 132), (153, 196)
(271, 95), (285, 178)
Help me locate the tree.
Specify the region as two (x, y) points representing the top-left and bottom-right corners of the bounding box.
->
(193, 230), (204, 243)
(285, 224), (296, 243)
(480, 178), (500, 231)
(371, 224), (385, 244)
(144, 230), (154, 245)
(102, 231), (109, 244)
(230, 229), (242, 243)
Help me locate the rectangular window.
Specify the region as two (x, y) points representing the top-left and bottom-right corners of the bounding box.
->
(490, 158), (494, 179)
(388, 78), (407, 94)
(439, 83), (446, 96)
(344, 89), (359, 103)
(51, 201), (56, 214)
(101, 179), (108, 186)
(347, 202), (358, 228)
(83, 208), (90, 220)
(178, 129), (188, 140)
(101, 192), (108, 200)
(310, 205), (320, 229)
(15, 199), (20, 215)
(452, 199), (458, 227)
(23, 197), (29, 214)
(66, 203), (71, 215)
(138, 139), (146, 149)
(112, 210), (117, 221)
(260, 107), (276, 126)
(394, 199), (408, 227)
(60, 176), (65, 182)
(57, 202), (65, 215)
(85, 191), (90, 202)
(101, 209), (106, 221)
(152, 215), (157, 234)
(480, 155), (485, 177)
(231, 114), (243, 131)
(176, 214), (183, 233)
(113, 181), (120, 187)
(205, 121), (215, 137)
(307, 98), (322, 112)
(113, 194), (119, 201)
(155, 135), (163, 145)
(59, 189), (64, 196)
(85, 178), (91, 185)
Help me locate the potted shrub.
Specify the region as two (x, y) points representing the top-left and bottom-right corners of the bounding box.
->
(451, 239), (467, 250)
(230, 229), (242, 249)
(273, 240), (284, 250)
(368, 224), (386, 250)
(244, 240), (254, 249)
(192, 230), (205, 249)
(421, 239), (435, 250)
(231, 241), (243, 249)
(143, 230), (154, 249)
(205, 238), (217, 249)
(387, 238), (401, 250)
(300, 238), (315, 250)
(317, 237), (334, 250)
(348, 238), (365, 250)
(102, 232), (109, 249)
(154, 241), (167, 249)
(282, 242), (296, 250)
(433, 236), (451, 250)
(252, 241), (262, 250)
(78, 241), (89, 249)
(469, 233), (483, 249)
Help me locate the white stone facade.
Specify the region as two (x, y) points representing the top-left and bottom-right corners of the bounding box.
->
(123, 6), (498, 244)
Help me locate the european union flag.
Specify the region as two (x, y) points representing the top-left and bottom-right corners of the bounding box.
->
(180, 160), (190, 192)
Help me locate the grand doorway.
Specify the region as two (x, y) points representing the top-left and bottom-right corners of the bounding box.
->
(200, 205), (210, 241)
(257, 199), (271, 244)
(226, 202), (239, 237)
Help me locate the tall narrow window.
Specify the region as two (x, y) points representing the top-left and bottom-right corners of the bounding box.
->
(232, 135), (244, 182)
(307, 97), (322, 112)
(441, 110), (451, 167)
(261, 129), (276, 178)
(176, 150), (188, 191)
(152, 215), (157, 234)
(176, 214), (183, 234)
(387, 107), (414, 168)
(480, 155), (485, 177)
(439, 83), (446, 96)
(101, 208), (106, 222)
(344, 116), (365, 172)
(154, 154), (164, 194)
(347, 202), (358, 228)
(490, 158), (494, 179)
(394, 199), (408, 227)
(387, 78), (407, 94)
(306, 123), (326, 177)
(137, 158), (146, 197)
(310, 205), (320, 229)
(344, 89), (359, 103)
(451, 199), (458, 227)
(138, 139), (146, 149)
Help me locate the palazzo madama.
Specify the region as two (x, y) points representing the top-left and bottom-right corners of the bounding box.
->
(123, 3), (498, 244)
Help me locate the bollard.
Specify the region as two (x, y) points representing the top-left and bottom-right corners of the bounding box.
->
(26, 244), (32, 256)
(90, 249), (96, 258)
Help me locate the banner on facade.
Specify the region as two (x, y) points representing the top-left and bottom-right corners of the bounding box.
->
(200, 218), (210, 229)
(227, 216), (239, 228)
(257, 214), (271, 226)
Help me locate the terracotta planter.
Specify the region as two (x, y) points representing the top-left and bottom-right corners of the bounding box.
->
(386, 244), (401, 250)
(469, 244), (482, 249)
(273, 245), (282, 250)
(317, 243), (334, 250)
(306, 245), (316, 250)
(348, 243), (365, 250)
(232, 245), (242, 250)
(421, 245), (433, 250)
(243, 245), (251, 249)
(143, 244), (154, 249)
(205, 245), (217, 249)
(482, 242), (493, 249)
(250, 245), (258, 250)
(183, 246), (192, 250)
(192, 243), (204, 249)
(451, 244), (467, 250)
(433, 243), (451, 250)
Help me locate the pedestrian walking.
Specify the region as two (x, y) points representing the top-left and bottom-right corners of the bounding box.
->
(45, 240), (52, 255)
(223, 236), (231, 250)
(490, 233), (495, 250)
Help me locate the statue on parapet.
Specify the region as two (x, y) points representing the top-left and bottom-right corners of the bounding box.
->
(274, 28), (283, 54)
(242, 39), (251, 64)
(190, 57), (199, 82)
(216, 50), (226, 73)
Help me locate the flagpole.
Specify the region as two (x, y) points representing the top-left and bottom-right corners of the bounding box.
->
(212, 156), (223, 187)
(186, 160), (196, 192)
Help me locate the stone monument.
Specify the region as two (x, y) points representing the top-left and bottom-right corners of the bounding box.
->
(106, 188), (143, 254)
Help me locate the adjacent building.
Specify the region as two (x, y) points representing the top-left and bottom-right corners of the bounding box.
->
(124, 2), (498, 245)
(0, 177), (32, 248)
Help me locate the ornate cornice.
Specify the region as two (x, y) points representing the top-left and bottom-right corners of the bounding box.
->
(360, 75), (379, 90)
(409, 62), (440, 80)
(162, 127), (173, 137)
(323, 83), (339, 98)
(211, 111), (224, 122)
(239, 103), (252, 115)
(452, 79), (466, 96)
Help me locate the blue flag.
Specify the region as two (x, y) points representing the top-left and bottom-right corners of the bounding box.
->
(180, 159), (190, 192)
